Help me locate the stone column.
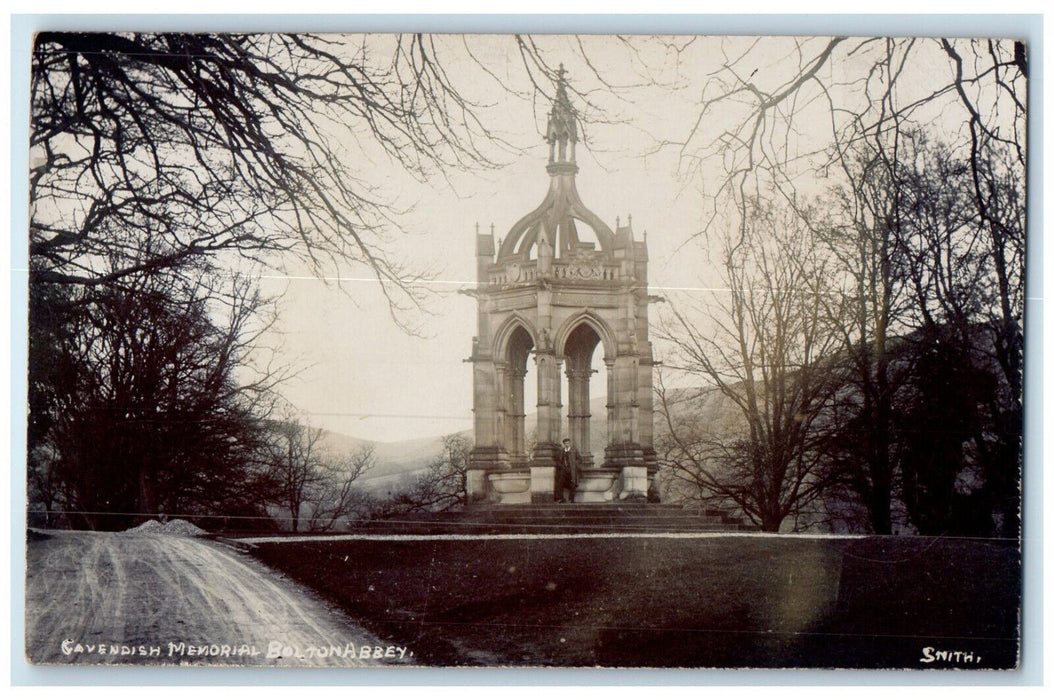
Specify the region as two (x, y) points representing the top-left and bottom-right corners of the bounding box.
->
(507, 367), (527, 458)
(472, 357), (495, 447)
(467, 355), (496, 503)
(611, 354), (639, 446)
(638, 347), (659, 480)
(551, 356), (564, 446)
(494, 361), (507, 453)
(566, 366), (591, 461)
(604, 352), (646, 498)
(530, 351), (562, 502)
(630, 357), (640, 445)
(605, 357), (615, 454)
(534, 352), (559, 448)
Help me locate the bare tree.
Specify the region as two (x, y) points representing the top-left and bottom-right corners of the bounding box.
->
(302, 443), (377, 532)
(379, 433), (471, 515)
(27, 264), (275, 530)
(26, 32), (643, 532)
(262, 417), (325, 534)
(675, 36), (1026, 537)
(29, 33), (523, 305)
(657, 202), (843, 532)
(812, 144), (914, 534)
(28, 33), (635, 301)
(676, 37), (1024, 226)
(261, 416), (378, 533)
(891, 135), (1022, 535)
(918, 42), (1026, 536)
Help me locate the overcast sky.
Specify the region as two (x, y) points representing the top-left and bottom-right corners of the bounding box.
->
(246, 35), (720, 441)
(243, 33), (991, 443)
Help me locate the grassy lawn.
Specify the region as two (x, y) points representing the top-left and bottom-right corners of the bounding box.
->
(250, 535), (1020, 668)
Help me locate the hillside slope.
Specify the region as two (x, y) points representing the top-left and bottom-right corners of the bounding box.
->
(323, 386), (731, 493)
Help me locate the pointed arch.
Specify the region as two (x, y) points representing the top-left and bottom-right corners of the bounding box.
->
(491, 313), (539, 362)
(554, 311), (616, 360)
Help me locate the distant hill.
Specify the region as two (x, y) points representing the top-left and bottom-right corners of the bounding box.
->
(317, 430), (458, 493)
(321, 389), (729, 494)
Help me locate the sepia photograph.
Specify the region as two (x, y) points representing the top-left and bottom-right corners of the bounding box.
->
(21, 28), (1026, 670)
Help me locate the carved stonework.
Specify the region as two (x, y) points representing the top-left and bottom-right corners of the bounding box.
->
(468, 69), (656, 506)
(567, 262), (603, 280)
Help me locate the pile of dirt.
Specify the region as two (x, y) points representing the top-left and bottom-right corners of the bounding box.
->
(128, 519), (165, 533)
(126, 519), (207, 536)
(162, 519), (207, 536)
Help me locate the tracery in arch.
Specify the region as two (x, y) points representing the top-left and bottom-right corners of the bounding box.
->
(502, 324), (535, 462)
(562, 322), (607, 465)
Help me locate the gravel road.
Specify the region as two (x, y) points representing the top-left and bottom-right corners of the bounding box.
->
(25, 531), (405, 667)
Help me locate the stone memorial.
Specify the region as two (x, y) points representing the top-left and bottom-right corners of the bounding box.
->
(466, 69), (659, 505)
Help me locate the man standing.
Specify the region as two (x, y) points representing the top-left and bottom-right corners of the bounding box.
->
(556, 438), (580, 503)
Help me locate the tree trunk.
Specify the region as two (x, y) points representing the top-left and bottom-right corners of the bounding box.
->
(868, 474), (893, 535)
(138, 469), (157, 521)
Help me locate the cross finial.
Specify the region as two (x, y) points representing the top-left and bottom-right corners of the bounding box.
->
(545, 62), (578, 164)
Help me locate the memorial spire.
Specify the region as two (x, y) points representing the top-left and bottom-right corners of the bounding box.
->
(545, 64), (578, 171)
(496, 65), (614, 260)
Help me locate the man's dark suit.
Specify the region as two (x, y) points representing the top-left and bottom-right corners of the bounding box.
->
(556, 445), (580, 502)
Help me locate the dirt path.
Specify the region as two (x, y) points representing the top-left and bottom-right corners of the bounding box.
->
(25, 531), (406, 667)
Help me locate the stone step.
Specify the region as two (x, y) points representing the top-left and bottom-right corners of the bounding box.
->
(466, 504), (731, 517)
(453, 506), (719, 515)
(384, 516), (731, 528)
(349, 521), (744, 535)
(353, 502), (757, 535)
(468, 503), (687, 512)
(358, 520), (729, 531)
(422, 505), (739, 524)
(465, 515), (728, 526)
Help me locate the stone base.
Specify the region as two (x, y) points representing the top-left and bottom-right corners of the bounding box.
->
(529, 466), (556, 503)
(470, 442), (660, 505)
(574, 468), (619, 502)
(470, 445), (509, 465)
(643, 446), (659, 474)
(603, 443), (646, 470)
(488, 471), (531, 504)
(466, 468), (488, 503)
(619, 465), (649, 501)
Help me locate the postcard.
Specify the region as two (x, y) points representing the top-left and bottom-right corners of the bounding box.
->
(24, 31), (1025, 669)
